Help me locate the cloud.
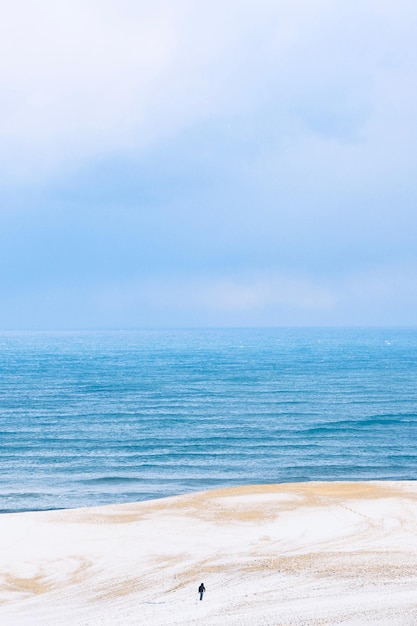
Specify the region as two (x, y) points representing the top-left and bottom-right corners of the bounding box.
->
(1, 0), (416, 186)
(0, 1), (181, 182)
(1, 258), (417, 328)
(0, 2), (416, 328)
(97, 263), (417, 327)
(196, 275), (336, 312)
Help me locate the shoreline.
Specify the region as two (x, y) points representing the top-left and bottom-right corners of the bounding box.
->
(4, 477), (416, 516)
(1, 481), (417, 625)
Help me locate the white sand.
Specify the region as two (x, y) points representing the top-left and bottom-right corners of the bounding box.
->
(1, 482), (417, 625)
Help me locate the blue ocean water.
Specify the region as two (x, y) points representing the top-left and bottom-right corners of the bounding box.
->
(1, 328), (416, 513)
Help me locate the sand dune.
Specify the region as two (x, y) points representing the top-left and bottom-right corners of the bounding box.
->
(1, 482), (417, 625)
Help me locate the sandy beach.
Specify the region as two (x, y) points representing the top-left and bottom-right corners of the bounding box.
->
(1, 482), (417, 625)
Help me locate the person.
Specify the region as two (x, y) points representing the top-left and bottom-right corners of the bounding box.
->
(198, 582), (206, 601)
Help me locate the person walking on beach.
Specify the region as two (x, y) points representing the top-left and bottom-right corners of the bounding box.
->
(198, 582), (206, 601)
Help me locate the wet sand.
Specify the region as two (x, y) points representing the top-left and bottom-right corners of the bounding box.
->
(1, 482), (417, 625)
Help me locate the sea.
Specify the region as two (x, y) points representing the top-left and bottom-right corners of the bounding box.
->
(1, 328), (416, 514)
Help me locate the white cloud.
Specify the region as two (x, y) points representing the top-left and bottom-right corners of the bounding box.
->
(2, 261), (417, 328)
(88, 271), (339, 324)
(0, 1), (182, 181)
(107, 262), (417, 326)
(1, 0), (416, 186)
(197, 275), (337, 311)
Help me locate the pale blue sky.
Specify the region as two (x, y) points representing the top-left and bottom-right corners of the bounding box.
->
(1, 0), (417, 328)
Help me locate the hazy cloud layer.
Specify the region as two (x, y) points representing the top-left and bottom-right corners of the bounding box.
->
(0, 1), (416, 327)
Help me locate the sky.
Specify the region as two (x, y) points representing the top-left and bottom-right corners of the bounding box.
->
(1, 0), (417, 329)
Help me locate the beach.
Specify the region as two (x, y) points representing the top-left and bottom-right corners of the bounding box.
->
(1, 482), (417, 625)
